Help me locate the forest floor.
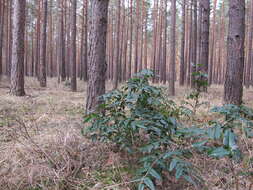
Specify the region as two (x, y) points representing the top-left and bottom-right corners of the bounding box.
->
(1, 77), (253, 190)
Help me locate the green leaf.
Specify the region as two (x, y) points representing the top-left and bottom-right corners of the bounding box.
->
(209, 147), (230, 158)
(175, 166), (184, 179)
(183, 175), (197, 186)
(163, 151), (182, 159)
(83, 113), (98, 123)
(169, 158), (179, 171)
(192, 140), (208, 148)
(144, 177), (155, 190)
(149, 168), (162, 180)
(138, 183), (145, 190)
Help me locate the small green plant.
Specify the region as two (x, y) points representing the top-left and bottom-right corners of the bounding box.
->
(83, 70), (203, 189)
(182, 66), (209, 115)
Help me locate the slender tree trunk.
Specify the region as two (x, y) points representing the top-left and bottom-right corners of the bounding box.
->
(162, 0), (168, 84)
(70, 0), (77, 91)
(0, 0), (5, 80)
(190, 0), (197, 88)
(113, 0), (121, 89)
(224, 0), (245, 105)
(36, 0), (41, 78)
(245, 0), (253, 88)
(169, 0), (176, 95)
(199, 0), (210, 91)
(208, 0), (217, 85)
(152, 0), (158, 82)
(60, 0), (66, 81)
(143, 0), (148, 70)
(49, 0), (53, 78)
(86, 0), (109, 113)
(83, 0), (88, 81)
(134, 0), (140, 74)
(179, 0), (186, 86)
(39, 0), (48, 87)
(10, 0), (26, 96)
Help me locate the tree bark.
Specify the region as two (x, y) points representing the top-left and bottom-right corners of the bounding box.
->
(245, 0), (253, 88)
(39, 0), (48, 87)
(199, 0), (210, 91)
(86, 0), (109, 113)
(224, 0), (245, 105)
(10, 0), (26, 96)
(169, 0), (176, 96)
(179, 0), (186, 86)
(113, 0), (121, 89)
(70, 0), (77, 91)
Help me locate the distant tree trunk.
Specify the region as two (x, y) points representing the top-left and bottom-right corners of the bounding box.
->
(143, 0), (148, 70)
(199, 0), (210, 91)
(162, 0), (168, 84)
(121, 2), (128, 81)
(190, 0), (197, 88)
(39, 0), (48, 87)
(152, 0), (158, 82)
(0, 0), (5, 79)
(208, 0), (217, 85)
(10, 0), (26, 96)
(197, 2), (202, 68)
(70, 0), (77, 91)
(134, 0), (140, 74)
(60, 0), (66, 81)
(113, 0), (121, 89)
(86, 0), (109, 113)
(127, 0), (133, 79)
(179, 0), (186, 86)
(245, 0), (253, 88)
(49, 0), (53, 78)
(224, 0), (245, 105)
(36, 0), (41, 78)
(187, 1), (192, 86)
(169, 0), (176, 96)
(83, 0), (88, 81)
(80, 0), (88, 81)
(31, 31), (35, 76)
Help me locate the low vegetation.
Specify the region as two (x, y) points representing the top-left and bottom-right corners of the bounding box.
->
(1, 75), (253, 190)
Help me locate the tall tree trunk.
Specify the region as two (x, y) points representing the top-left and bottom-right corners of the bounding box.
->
(128, 0), (133, 79)
(179, 0), (186, 86)
(70, 0), (77, 91)
(10, 0), (26, 96)
(36, 0), (41, 78)
(49, 0), (53, 78)
(208, 0), (217, 85)
(143, 0), (148, 70)
(169, 0), (176, 95)
(39, 0), (48, 87)
(113, 0), (121, 89)
(162, 0), (168, 84)
(60, 0), (66, 81)
(83, 0), (88, 81)
(0, 0), (5, 80)
(134, 0), (140, 74)
(245, 0), (253, 88)
(152, 0), (158, 82)
(190, 0), (197, 88)
(199, 0), (210, 91)
(86, 0), (109, 113)
(224, 0), (245, 105)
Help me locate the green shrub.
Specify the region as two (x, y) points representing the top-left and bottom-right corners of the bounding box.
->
(83, 70), (253, 190)
(83, 70), (203, 189)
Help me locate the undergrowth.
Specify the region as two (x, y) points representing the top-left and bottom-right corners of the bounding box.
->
(84, 70), (253, 190)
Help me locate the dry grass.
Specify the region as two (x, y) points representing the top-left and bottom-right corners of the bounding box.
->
(1, 77), (253, 190)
